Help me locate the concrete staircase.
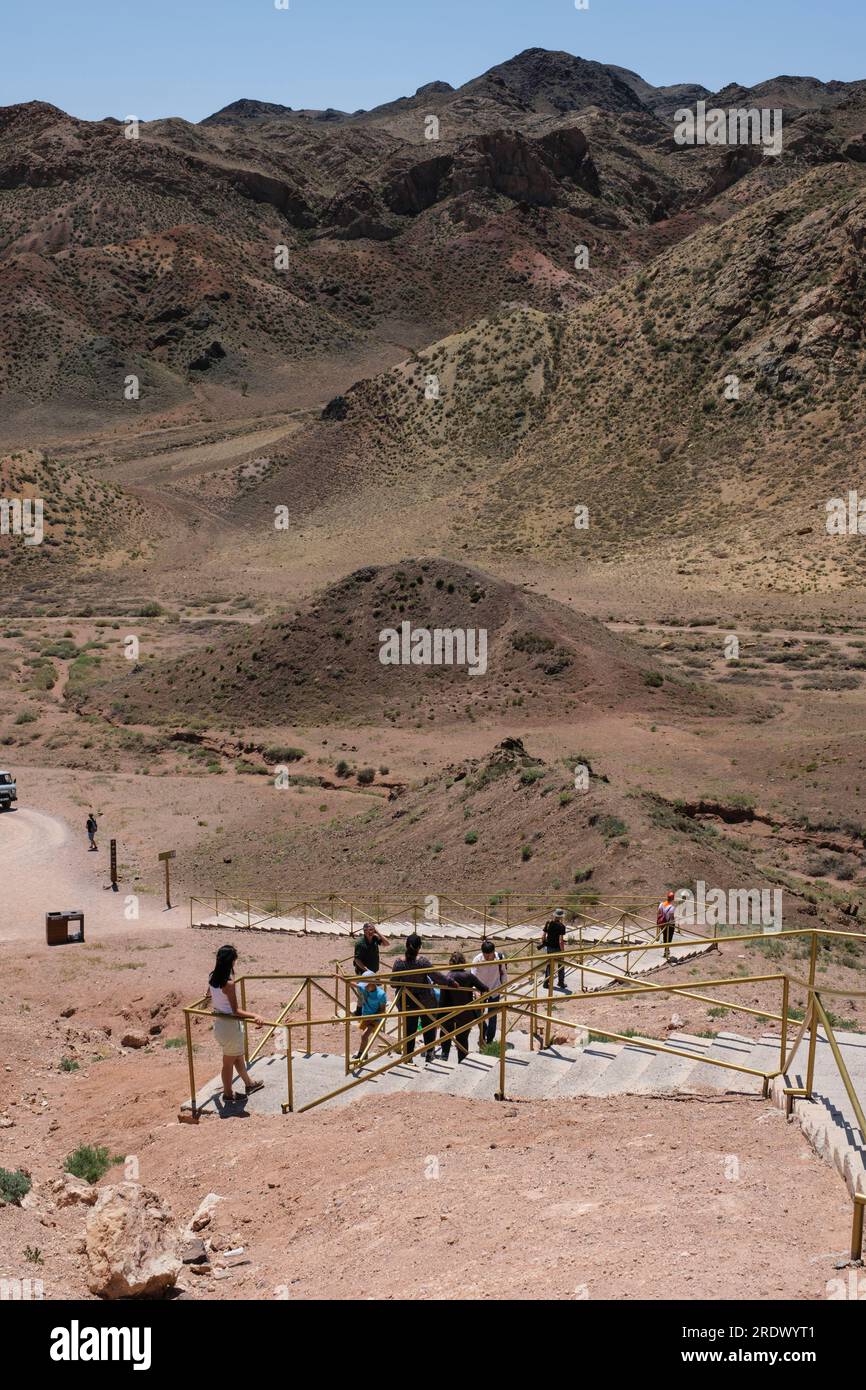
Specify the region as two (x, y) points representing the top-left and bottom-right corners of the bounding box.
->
(191, 912), (714, 993)
(185, 1025), (866, 1202)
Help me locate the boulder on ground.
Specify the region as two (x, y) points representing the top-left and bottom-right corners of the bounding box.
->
(189, 1191), (222, 1232)
(121, 1031), (148, 1049)
(86, 1183), (181, 1299)
(47, 1173), (99, 1207)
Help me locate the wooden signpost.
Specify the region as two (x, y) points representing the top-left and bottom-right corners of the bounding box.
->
(109, 838), (118, 892)
(158, 850), (176, 910)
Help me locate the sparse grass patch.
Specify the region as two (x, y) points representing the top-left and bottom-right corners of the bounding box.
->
(64, 1144), (124, 1185)
(0, 1168), (31, 1205)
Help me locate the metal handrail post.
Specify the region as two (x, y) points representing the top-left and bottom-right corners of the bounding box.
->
(345, 978), (352, 1074)
(306, 979), (312, 1055)
(498, 1001), (507, 1099)
(853, 1196), (865, 1263)
(780, 975), (789, 1073)
(805, 933), (819, 1098)
(239, 978), (249, 1063)
(184, 1008), (197, 1118)
(545, 951), (554, 1048)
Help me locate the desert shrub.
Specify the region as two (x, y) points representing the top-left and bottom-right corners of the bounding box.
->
(0, 1167), (31, 1205)
(465, 830), (478, 845)
(643, 671), (663, 687)
(512, 632), (554, 655)
(802, 674), (859, 690)
(520, 766), (546, 785)
(595, 815), (627, 839)
(263, 745), (305, 763)
(357, 767), (375, 785)
(64, 1144), (123, 1185)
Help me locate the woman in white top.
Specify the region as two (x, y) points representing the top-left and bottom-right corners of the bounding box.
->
(208, 945), (265, 1104)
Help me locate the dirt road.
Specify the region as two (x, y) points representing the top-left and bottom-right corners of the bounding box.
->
(0, 806), (172, 943)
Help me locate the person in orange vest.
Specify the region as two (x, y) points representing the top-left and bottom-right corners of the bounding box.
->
(657, 891), (676, 957)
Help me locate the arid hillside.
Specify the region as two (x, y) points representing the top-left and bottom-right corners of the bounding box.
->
(78, 559), (704, 728)
(270, 159), (866, 590)
(3, 50), (866, 440)
(0, 449), (155, 573)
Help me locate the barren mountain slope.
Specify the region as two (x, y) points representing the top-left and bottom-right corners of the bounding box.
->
(77, 559), (716, 728)
(4, 52), (865, 439)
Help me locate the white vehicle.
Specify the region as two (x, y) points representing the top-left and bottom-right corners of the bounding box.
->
(0, 771), (17, 810)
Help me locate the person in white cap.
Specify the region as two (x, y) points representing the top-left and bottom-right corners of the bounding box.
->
(657, 891), (676, 957)
(541, 908), (569, 991)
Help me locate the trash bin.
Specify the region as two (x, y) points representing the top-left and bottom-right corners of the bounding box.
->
(45, 911), (84, 946)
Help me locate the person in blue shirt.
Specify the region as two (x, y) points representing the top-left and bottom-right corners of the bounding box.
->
(353, 970), (388, 1062)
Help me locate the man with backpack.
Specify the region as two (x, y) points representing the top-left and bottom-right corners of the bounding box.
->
(86, 813), (98, 852)
(541, 908), (569, 992)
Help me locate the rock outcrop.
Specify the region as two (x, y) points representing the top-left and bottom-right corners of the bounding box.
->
(86, 1183), (181, 1299)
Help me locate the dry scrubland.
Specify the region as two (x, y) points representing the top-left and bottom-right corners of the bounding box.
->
(1, 47), (866, 1299)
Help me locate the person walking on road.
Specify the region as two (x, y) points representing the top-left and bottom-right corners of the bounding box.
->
(86, 813), (98, 852)
(208, 944), (265, 1104)
(541, 908), (569, 992)
(472, 938), (508, 1045)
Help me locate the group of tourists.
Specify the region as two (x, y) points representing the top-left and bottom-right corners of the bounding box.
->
(347, 910), (577, 1065)
(353, 926), (509, 1065)
(207, 894), (682, 1098)
(205, 905), (590, 1098)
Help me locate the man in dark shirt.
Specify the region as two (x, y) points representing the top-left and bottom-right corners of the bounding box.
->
(433, 953), (484, 1063)
(352, 922), (385, 1015)
(353, 922), (385, 976)
(390, 933), (439, 1062)
(541, 908), (569, 992)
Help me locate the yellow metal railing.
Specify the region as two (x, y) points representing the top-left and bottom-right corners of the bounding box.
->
(182, 924), (866, 1258)
(189, 890), (665, 938)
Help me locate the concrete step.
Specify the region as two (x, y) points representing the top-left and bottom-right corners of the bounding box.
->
(628, 1038), (705, 1093)
(553, 1041), (621, 1097)
(666, 1032), (712, 1055)
(418, 1051), (502, 1099)
(502, 1047), (577, 1099)
(584, 1040), (658, 1096)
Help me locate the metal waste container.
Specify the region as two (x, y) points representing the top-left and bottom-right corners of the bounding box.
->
(45, 910), (85, 946)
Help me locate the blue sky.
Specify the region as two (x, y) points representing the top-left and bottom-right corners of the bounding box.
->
(4, 0), (866, 122)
